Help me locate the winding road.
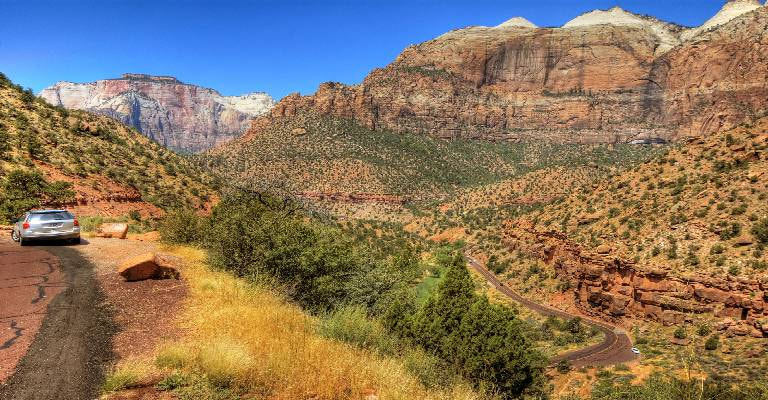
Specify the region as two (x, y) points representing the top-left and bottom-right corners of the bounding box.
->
(466, 255), (638, 367)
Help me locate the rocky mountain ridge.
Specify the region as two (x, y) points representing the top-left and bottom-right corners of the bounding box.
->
(39, 73), (275, 152)
(265, 1), (768, 144)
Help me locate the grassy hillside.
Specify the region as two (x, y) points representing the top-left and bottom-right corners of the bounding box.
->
(104, 247), (482, 400)
(521, 119), (768, 278)
(0, 72), (215, 221)
(204, 111), (664, 200)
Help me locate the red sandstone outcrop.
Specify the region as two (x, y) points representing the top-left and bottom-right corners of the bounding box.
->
(503, 220), (768, 336)
(39, 74), (275, 152)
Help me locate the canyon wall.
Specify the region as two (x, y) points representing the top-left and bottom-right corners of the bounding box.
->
(270, 4), (768, 144)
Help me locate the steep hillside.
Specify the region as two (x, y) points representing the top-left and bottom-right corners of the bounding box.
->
(0, 72), (215, 221)
(504, 119), (768, 336)
(206, 111), (662, 201)
(271, 4), (768, 143)
(40, 73), (275, 152)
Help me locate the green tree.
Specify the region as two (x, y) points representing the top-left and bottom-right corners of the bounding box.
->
(456, 296), (546, 397)
(412, 252), (545, 398)
(0, 123), (11, 160)
(413, 253), (475, 354)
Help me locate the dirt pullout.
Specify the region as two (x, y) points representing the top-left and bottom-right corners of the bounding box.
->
(0, 243), (116, 400)
(77, 237), (186, 359)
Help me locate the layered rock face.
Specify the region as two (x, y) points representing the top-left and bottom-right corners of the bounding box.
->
(271, 3), (768, 143)
(504, 221), (768, 338)
(40, 73), (275, 152)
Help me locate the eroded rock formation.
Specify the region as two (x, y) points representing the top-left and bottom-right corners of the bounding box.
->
(39, 73), (275, 152)
(268, 3), (768, 143)
(504, 221), (768, 337)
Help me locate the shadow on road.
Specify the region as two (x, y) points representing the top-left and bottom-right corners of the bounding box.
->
(0, 244), (116, 400)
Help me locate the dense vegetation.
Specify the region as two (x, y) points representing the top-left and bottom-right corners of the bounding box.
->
(0, 169), (75, 222)
(0, 72), (215, 222)
(161, 190), (547, 398)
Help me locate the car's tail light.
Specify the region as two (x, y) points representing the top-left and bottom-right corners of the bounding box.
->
(73, 219), (79, 227)
(22, 222), (29, 229)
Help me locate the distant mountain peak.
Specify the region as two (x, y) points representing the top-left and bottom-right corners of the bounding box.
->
(39, 76), (275, 152)
(120, 73), (181, 84)
(681, 0), (763, 40)
(495, 17), (538, 29)
(562, 7), (648, 28)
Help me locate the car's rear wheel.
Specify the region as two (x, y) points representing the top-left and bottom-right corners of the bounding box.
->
(11, 230), (20, 242)
(69, 237), (81, 245)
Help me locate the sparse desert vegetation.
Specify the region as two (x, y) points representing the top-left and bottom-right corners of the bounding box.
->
(204, 111), (664, 200)
(0, 72), (216, 223)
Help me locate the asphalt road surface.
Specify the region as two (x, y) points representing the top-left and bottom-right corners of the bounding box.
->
(0, 241), (115, 400)
(466, 255), (638, 368)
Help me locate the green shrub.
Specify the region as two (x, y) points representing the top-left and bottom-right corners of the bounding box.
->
(156, 372), (189, 391)
(0, 169), (74, 223)
(752, 218), (768, 244)
(696, 323), (711, 337)
(704, 335), (719, 350)
(318, 306), (397, 355)
(591, 371), (767, 400)
(709, 243), (725, 255)
(673, 326), (687, 339)
(158, 208), (205, 245)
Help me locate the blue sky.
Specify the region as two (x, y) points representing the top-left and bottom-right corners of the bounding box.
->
(0, 0), (734, 100)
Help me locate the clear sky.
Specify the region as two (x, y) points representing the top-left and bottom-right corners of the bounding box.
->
(0, 0), (738, 100)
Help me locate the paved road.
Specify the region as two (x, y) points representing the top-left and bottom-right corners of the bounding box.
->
(466, 255), (638, 367)
(0, 241), (115, 400)
(0, 245), (66, 382)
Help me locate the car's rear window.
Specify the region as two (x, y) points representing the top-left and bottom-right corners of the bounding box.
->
(28, 212), (73, 222)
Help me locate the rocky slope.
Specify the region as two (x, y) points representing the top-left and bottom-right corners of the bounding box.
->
(0, 72), (215, 218)
(206, 111), (662, 202)
(39, 73), (275, 152)
(503, 118), (768, 336)
(268, 2), (768, 144)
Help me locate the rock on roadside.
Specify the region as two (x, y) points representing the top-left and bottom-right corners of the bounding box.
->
(96, 223), (129, 239)
(118, 252), (180, 282)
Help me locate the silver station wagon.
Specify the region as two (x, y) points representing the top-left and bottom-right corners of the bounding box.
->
(11, 210), (81, 246)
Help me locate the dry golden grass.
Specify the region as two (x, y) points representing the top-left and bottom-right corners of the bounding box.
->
(149, 246), (480, 400)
